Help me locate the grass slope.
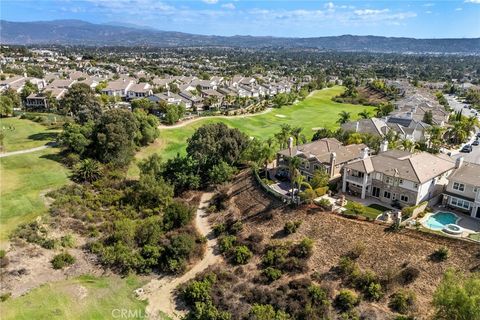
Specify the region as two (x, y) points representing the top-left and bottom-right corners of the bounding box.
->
(0, 275), (147, 320)
(1, 117), (59, 152)
(0, 148), (69, 243)
(129, 86), (375, 176)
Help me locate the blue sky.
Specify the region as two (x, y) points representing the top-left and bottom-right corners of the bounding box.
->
(1, 0), (479, 38)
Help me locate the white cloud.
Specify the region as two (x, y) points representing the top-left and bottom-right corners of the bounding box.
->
(455, 7), (463, 11)
(325, 2), (335, 9)
(465, 0), (480, 3)
(423, 3), (435, 7)
(203, 0), (218, 4)
(221, 3), (235, 10)
(425, 10), (432, 14)
(354, 9), (389, 16)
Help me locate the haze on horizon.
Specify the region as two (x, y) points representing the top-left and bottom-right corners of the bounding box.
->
(1, 0), (479, 39)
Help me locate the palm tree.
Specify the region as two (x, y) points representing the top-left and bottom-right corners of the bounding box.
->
(448, 121), (468, 144)
(288, 156), (301, 203)
(464, 116), (479, 134)
(337, 111), (351, 124)
(73, 158), (102, 183)
(291, 126), (303, 146)
(261, 140), (277, 178)
(358, 109), (371, 119)
(401, 139), (415, 152)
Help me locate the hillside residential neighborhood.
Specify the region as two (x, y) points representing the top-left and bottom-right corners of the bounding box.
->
(1, 5), (480, 320)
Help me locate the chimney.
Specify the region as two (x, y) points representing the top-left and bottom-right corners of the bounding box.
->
(355, 121), (359, 132)
(380, 140), (388, 153)
(288, 137), (294, 157)
(455, 157), (464, 169)
(361, 147), (370, 159)
(329, 152), (336, 178)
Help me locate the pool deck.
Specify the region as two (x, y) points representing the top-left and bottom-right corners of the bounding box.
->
(420, 208), (480, 237)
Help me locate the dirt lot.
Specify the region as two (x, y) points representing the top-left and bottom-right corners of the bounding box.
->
(208, 170), (480, 319)
(0, 238), (104, 298)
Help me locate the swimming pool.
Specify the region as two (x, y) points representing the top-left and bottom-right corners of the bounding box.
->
(424, 212), (459, 231)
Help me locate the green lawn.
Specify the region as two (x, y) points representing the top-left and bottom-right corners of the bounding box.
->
(469, 233), (480, 242)
(1, 117), (60, 153)
(128, 86), (375, 177)
(0, 275), (147, 320)
(0, 148), (70, 243)
(344, 202), (389, 220)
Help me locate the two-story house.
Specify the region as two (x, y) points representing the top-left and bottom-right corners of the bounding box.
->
(276, 138), (367, 182)
(443, 158), (480, 219)
(342, 148), (455, 206)
(126, 83), (153, 100)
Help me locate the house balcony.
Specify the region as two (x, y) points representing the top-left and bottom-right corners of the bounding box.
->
(345, 175), (371, 186)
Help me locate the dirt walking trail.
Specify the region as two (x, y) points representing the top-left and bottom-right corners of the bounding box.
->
(139, 192), (220, 320)
(0, 145), (49, 158)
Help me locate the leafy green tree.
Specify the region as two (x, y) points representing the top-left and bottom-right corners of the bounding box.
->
(186, 123), (248, 172)
(164, 104), (186, 125)
(163, 201), (194, 231)
(60, 83), (102, 124)
(162, 155), (201, 194)
(208, 161), (237, 184)
(133, 108), (160, 146)
(433, 270), (480, 320)
(136, 172), (174, 209)
(0, 96), (13, 117)
(59, 121), (94, 155)
(20, 80), (38, 102)
(131, 98), (156, 111)
(1, 88), (21, 110)
(93, 109), (138, 166)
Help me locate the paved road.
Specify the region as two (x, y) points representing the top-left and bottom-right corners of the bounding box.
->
(453, 142), (480, 164)
(0, 145), (50, 158)
(446, 94), (478, 118)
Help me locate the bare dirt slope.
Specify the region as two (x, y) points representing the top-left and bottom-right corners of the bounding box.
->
(212, 170), (480, 319)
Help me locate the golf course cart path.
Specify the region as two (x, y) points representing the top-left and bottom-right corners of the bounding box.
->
(158, 108), (273, 129)
(0, 145), (50, 158)
(140, 192), (220, 320)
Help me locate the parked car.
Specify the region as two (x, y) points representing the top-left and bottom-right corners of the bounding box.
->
(476, 132), (480, 138)
(473, 140), (479, 146)
(461, 144), (473, 153)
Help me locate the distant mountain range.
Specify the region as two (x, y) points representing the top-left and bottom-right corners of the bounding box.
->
(1, 19), (479, 54)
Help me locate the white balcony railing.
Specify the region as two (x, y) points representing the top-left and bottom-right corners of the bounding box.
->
(345, 175), (371, 185)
